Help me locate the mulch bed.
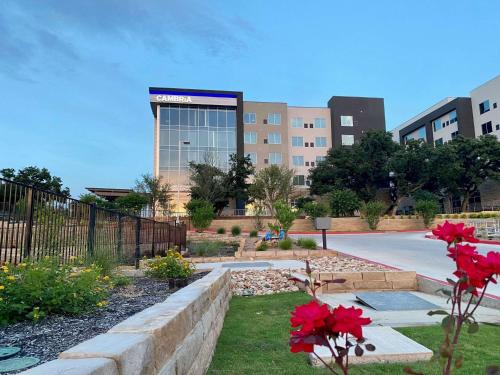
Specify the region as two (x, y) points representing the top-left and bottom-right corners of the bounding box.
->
(0, 272), (209, 373)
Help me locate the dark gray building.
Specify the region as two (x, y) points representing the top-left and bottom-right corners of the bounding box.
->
(327, 96), (386, 148)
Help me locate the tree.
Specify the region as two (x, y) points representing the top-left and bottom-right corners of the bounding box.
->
(388, 140), (438, 214)
(415, 199), (439, 228)
(309, 130), (399, 201)
(361, 201), (386, 230)
(329, 189), (361, 217)
(185, 199), (214, 231)
(303, 201), (329, 221)
(249, 165), (295, 216)
(115, 192), (149, 215)
(135, 174), (172, 217)
(79, 193), (116, 210)
(1, 166), (70, 196)
(226, 154), (255, 205)
(445, 135), (500, 211)
(188, 162), (228, 216)
(270, 200), (297, 237)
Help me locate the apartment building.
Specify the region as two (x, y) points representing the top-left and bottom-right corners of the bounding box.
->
(471, 75), (500, 139)
(149, 87), (385, 212)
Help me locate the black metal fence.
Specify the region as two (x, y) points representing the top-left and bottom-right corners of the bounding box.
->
(0, 178), (187, 266)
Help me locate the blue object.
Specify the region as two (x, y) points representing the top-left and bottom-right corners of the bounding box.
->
(279, 229), (286, 240)
(264, 231), (272, 241)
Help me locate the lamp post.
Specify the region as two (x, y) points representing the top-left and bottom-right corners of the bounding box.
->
(177, 140), (191, 218)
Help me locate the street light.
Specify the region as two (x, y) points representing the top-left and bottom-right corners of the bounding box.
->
(177, 140), (191, 218)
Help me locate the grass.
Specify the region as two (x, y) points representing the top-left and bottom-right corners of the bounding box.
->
(207, 292), (500, 375)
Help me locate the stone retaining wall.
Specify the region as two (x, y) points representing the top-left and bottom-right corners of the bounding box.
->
(314, 271), (417, 293)
(21, 269), (232, 375)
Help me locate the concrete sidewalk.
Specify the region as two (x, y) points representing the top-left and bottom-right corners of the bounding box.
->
(195, 259), (305, 271)
(319, 291), (500, 327)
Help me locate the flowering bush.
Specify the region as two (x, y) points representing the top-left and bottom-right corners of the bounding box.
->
(289, 261), (374, 374)
(144, 250), (195, 279)
(0, 257), (112, 325)
(409, 221), (499, 375)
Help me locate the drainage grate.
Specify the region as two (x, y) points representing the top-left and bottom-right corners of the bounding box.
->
(221, 262), (272, 268)
(355, 291), (438, 311)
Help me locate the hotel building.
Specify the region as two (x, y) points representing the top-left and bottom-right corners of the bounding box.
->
(149, 87), (386, 213)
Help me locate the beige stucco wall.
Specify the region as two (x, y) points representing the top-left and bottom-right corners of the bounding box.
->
(471, 75), (500, 139)
(242, 101), (289, 171)
(287, 106), (331, 188)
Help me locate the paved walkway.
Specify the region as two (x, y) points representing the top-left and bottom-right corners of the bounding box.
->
(195, 259), (305, 271)
(289, 231), (500, 297)
(319, 291), (500, 326)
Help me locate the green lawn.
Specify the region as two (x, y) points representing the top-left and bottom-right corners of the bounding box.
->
(207, 292), (500, 375)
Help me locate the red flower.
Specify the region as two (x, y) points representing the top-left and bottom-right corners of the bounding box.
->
(485, 251), (500, 276)
(432, 221), (478, 245)
(452, 247), (498, 296)
(290, 300), (331, 334)
(447, 243), (478, 261)
(330, 305), (372, 339)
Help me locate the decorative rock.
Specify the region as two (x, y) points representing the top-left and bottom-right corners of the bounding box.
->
(231, 270), (300, 296)
(306, 257), (388, 273)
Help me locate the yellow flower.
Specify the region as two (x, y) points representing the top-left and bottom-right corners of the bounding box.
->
(6, 276), (15, 281)
(102, 275), (110, 281)
(0, 285), (4, 290)
(69, 272), (78, 277)
(0, 297), (3, 302)
(82, 268), (92, 273)
(19, 263), (27, 267)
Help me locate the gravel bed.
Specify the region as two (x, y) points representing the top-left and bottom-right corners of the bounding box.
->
(231, 269), (300, 296)
(0, 272), (208, 373)
(307, 256), (389, 272)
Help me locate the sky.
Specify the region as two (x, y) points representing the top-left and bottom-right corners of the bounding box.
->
(0, 0), (499, 197)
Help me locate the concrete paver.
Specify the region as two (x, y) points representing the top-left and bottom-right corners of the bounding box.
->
(195, 259), (305, 271)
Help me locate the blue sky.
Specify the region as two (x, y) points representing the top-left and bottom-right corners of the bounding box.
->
(1, 0), (499, 197)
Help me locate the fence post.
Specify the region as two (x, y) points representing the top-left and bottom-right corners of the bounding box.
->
(87, 203), (96, 258)
(135, 217), (141, 269)
(151, 220), (156, 258)
(117, 213), (123, 260)
(23, 188), (35, 259)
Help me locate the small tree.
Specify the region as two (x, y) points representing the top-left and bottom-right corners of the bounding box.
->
(361, 201), (386, 230)
(115, 192), (149, 215)
(329, 189), (361, 217)
(249, 165), (294, 216)
(189, 162), (228, 216)
(135, 174), (172, 217)
(185, 199), (214, 232)
(415, 199), (439, 228)
(271, 200), (296, 237)
(303, 201), (330, 221)
(79, 193), (116, 210)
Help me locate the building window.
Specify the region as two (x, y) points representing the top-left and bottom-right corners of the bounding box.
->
(292, 156), (304, 166)
(496, 124), (500, 131)
(268, 132), (282, 144)
(314, 118), (326, 128)
(293, 175), (305, 186)
(341, 134), (354, 146)
(244, 112), (256, 124)
(268, 113), (281, 125)
(449, 110), (457, 124)
(434, 138), (444, 146)
(246, 152), (257, 165)
(433, 119), (442, 131)
(481, 121), (493, 135)
(341, 115), (353, 127)
(315, 137), (327, 147)
(291, 117), (303, 128)
(451, 131), (459, 140)
(269, 152), (282, 165)
(244, 132), (257, 144)
(291, 136), (304, 147)
(316, 156), (326, 163)
(494, 102), (498, 109)
(479, 100), (490, 114)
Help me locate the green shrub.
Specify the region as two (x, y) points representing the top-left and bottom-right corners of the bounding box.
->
(415, 199), (439, 228)
(256, 242), (268, 251)
(297, 238), (317, 250)
(278, 238), (293, 250)
(0, 257), (112, 325)
(460, 213), (467, 219)
(216, 227), (226, 234)
(144, 250), (195, 279)
(185, 199), (215, 231)
(190, 241), (223, 257)
(329, 189), (361, 217)
(249, 230), (258, 237)
(303, 201), (330, 221)
(87, 251), (117, 276)
(361, 201), (386, 230)
(231, 225), (241, 236)
(272, 200), (297, 235)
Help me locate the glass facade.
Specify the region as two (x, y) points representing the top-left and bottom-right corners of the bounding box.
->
(159, 104), (236, 172)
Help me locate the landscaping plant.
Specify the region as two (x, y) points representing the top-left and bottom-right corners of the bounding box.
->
(361, 201), (386, 230)
(407, 221), (499, 375)
(415, 199), (439, 228)
(217, 227), (226, 234)
(249, 229), (258, 237)
(297, 237), (317, 250)
(144, 250), (195, 279)
(278, 238), (293, 250)
(270, 199), (297, 237)
(329, 189), (361, 217)
(0, 257), (112, 325)
(256, 242), (268, 251)
(289, 261), (374, 374)
(231, 225), (241, 236)
(185, 199), (215, 232)
(303, 201), (330, 221)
